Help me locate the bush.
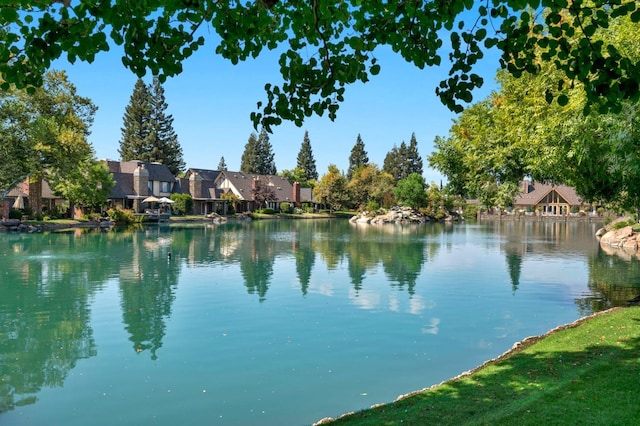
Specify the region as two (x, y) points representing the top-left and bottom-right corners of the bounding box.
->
(170, 193), (193, 215)
(366, 200), (380, 213)
(108, 207), (135, 223)
(260, 208), (276, 215)
(280, 202), (291, 213)
(461, 203), (479, 220)
(9, 209), (22, 219)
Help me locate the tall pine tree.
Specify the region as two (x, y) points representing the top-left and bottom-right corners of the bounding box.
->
(296, 130), (318, 181)
(347, 134), (369, 180)
(240, 132), (259, 173)
(150, 76), (184, 175)
(257, 128), (277, 175)
(406, 133), (423, 176)
(119, 78), (185, 175)
(218, 156), (228, 171)
(119, 79), (153, 162)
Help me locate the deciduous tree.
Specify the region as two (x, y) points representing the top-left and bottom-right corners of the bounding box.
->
(5, 2), (635, 127)
(314, 165), (349, 212)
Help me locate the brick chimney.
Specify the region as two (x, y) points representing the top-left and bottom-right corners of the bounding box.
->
(293, 182), (301, 204)
(522, 179), (530, 194)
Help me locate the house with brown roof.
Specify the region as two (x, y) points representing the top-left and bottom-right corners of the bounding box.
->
(514, 179), (588, 215)
(2, 179), (65, 219)
(104, 160), (177, 213)
(176, 168), (227, 215)
(214, 171), (301, 212)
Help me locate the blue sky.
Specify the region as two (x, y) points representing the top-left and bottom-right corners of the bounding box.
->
(55, 39), (500, 184)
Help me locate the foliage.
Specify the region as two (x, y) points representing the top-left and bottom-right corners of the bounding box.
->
(314, 164), (349, 212)
(346, 163), (395, 210)
(50, 160), (114, 214)
(240, 128), (276, 175)
(8, 208), (22, 220)
(429, 14), (640, 210)
(169, 193), (193, 215)
(395, 173), (427, 209)
(251, 178), (277, 209)
(217, 156), (227, 171)
(279, 201), (291, 213)
(107, 207), (135, 223)
(0, 70), (96, 214)
(3, 1), (638, 129)
(383, 137), (422, 184)
(347, 134), (369, 181)
(119, 77), (185, 175)
(296, 130), (318, 181)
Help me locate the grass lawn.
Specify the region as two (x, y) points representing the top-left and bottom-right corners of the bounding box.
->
(324, 307), (640, 426)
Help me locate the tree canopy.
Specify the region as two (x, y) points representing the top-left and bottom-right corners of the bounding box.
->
(119, 77), (185, 175)
(347, 134), (369, 181)
(296, 130), (318, 182)
(2, 1), (638, 128)
(240, 128), (277, 175)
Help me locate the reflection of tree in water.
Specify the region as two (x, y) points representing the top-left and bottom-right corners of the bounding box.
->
(0, 234), (100, 413)
(505, 252), (523, 293)
(294, 243), (315, 296)
(577, 249), (640, 315)
(239, 222), (275, 302)
(119, 230), (181, 360)
(381, 237), (425, 296)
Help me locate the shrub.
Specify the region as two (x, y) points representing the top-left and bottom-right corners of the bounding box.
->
(366, 200), (380, 213)
(108, 207), (135, 223)
(462, 203), (479, 220)
(170, 193), (193, 215)
(261, 208), (276, 215)
(9, 209), (22, 219)
(280, 202), (291, 213)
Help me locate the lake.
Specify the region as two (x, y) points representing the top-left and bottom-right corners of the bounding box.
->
(1, 218), (639, 425)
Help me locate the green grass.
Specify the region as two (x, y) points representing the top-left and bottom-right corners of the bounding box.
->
(326, 307), (640, 426)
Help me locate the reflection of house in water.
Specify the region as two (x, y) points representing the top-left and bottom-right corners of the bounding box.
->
(515, 179), (589, 215)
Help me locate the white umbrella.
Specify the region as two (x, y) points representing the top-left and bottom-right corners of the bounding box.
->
(12, 195), (24, 209)
(142, 196), (161, 203)
(159, 197), (174, 204)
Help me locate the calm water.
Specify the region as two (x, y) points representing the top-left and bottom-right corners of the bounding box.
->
(1, 219), (639, 425)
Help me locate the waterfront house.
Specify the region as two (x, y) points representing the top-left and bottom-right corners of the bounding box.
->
(514, 180), (587, 215)
(104, 160), (176, 213)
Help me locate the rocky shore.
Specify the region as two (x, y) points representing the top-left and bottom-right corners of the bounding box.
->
(349, 206), (430, 225)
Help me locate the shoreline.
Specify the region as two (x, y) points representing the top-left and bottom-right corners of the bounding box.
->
(313, 306), (625, 425)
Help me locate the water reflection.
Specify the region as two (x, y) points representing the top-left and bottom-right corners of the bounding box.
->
(2, 219), (640, 419)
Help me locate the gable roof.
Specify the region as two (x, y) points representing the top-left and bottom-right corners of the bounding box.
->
(514, 182), (583, 206)
(184, 168), (221, 182)
(105, 160), (175, 182)
(218, 171), (294, 202)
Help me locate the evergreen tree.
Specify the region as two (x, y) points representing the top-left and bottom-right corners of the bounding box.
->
(257, 128), (277, 175)
(119, 79), (153, 162)
(406, 133), (423, 176)
(150, 76), (185, 175)
(296, 130), (318, 181)
(347, 134), (369, 180)
(240, 132), (260, 174)
(119, 78), (185, 175)
(383, 141), (411, 183)
(218, 156), (228, 171)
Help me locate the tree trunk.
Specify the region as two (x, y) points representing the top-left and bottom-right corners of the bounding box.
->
(29, 176), (43, 217)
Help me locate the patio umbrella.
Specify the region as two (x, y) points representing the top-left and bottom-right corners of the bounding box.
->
(12, 195), (24, 209)
(159, 197), (174, 204)
(142, 196), (161, 203)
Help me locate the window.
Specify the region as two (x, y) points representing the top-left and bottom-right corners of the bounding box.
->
(161, 182), (171, 193)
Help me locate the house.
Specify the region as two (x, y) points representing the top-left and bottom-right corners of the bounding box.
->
(176, 168), (226, 215)
(104, 160), (176, 213)
(2, 178), (66, 219)
(214, 171), (300, 212)
(514, 180), (587, 215)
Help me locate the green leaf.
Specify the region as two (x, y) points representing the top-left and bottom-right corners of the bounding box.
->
(557, 94), (569, 106)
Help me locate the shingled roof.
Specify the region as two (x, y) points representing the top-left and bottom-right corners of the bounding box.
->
(218, 171), (295, 202)
(514, 182), (583, 206)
